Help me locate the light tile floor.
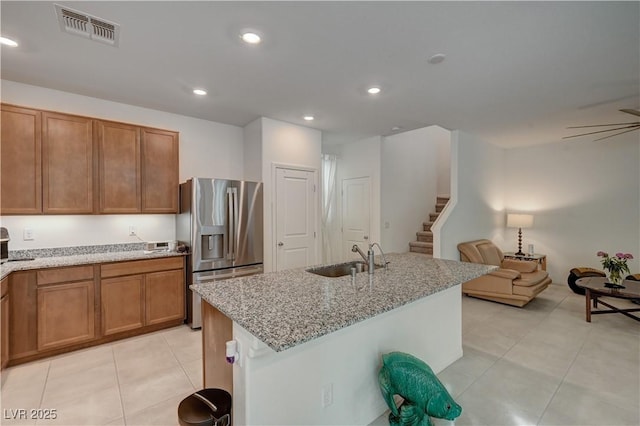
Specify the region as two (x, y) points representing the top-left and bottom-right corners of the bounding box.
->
(1, 283), (638, 425)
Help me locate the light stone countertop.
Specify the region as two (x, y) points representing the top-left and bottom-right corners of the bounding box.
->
(191, 253), (495, 352)
(0, 250), (186, 280)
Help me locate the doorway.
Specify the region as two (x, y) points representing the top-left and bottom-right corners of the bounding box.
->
(341, 176), (371, 261)
(274, 167), (317, 271)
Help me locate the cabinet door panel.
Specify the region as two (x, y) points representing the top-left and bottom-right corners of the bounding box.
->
(141, 128), (179, 213)
(37, 281), (95, 351)
(101, 275), (144, 335)
(43, 113), (94, 213)
(145, 269), (184, 325)
(1, 295), (9, 369)
(0, 105), (42, 214)
(9, 272), (38, 359)
(98, 121), (140, 213)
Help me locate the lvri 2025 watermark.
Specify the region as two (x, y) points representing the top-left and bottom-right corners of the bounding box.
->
(3, 409), (58, 420)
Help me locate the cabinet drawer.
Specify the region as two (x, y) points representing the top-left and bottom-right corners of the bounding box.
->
(37, 265), (94, 285)
(101, 256), (183, 278)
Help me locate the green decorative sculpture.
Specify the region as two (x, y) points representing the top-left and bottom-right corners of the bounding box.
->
(378, 352), (462, 426)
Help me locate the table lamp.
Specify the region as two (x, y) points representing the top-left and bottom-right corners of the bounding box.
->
(507, 213), (534, 256)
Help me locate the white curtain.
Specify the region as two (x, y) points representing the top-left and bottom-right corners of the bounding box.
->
(321, 154), (338, 263)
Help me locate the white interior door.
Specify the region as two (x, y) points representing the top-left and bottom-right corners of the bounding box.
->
(342, 177), (370, 261)
(275, 168), (317, 271)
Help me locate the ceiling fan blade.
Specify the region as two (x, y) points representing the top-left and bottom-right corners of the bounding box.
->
(562, 124), (640, 139)
(593, 126), (640, 142)
(620, 109), (640, 117)
(567, 122), (640, 128)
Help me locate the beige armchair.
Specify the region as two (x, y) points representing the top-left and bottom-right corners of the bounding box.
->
(457, 239), (551, 307)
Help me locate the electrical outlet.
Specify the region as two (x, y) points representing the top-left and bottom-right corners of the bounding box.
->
(321, 383), (333, 408)
(129, 226), (137, 236)
(23, 228), (34, 241)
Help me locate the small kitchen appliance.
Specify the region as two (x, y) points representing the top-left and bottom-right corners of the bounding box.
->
(176, 178), (263, 328)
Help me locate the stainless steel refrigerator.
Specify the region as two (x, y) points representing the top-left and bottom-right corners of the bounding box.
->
(177, 178), (263, 328)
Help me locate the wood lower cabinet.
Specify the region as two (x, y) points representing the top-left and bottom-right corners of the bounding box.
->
(101, 275), (144, 335)
(5, 256), (184, 366)
(42, 112), (94, 214)
(146, 269), (184, 325)
(37, 281), (95, 351)
(141, 128), (179, 213)
(101, 257), (185, 334)
(1, 277), (9, 369)
(36, 265), (96, 352)
(1, 105), (42, 214)
(9, 272), (38, 361)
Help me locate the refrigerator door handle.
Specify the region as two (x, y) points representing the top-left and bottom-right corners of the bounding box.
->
(227, 187), (238, 260)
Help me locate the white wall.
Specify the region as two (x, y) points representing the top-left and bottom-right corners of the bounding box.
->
(439, 131), (506, 260)
(381, 126), (450, 253)
(260, 117), (322, 272)
(1, 80), (244, 249)
(504, 133), (640, 282)
(331, 136), (382, 261)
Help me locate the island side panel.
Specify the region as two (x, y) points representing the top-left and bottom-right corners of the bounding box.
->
(232, 285), (462, 425)
(202, 301), (233, 394)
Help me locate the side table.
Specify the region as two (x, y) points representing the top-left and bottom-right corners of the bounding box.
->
(503, 252), (547, 271)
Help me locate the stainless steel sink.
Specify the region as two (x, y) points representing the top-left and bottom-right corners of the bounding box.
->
(306, 261), (379, 278)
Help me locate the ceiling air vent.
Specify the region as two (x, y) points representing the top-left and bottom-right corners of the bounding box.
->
(55, 4), (120, 47)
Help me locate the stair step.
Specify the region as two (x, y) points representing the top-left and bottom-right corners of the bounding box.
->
(423, 221), (433, 231)
(409, 241), (433, 254)
(436, 196), (450, 204)
(429, 212), (440, 221)
(435, 204), (446, 213)
(416, 231), (433, 242)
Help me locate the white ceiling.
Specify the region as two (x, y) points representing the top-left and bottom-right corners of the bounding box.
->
(1, 1), (638, 148)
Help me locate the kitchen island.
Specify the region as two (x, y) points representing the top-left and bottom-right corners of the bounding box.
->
(191, 253), (494, 425)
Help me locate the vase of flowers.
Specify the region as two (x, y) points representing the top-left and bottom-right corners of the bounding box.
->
(597, 251), (633, 287)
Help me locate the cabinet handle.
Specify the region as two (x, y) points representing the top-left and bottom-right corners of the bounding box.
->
(278, 242), (284, 247)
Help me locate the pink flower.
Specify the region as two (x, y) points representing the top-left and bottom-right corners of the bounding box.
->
(624, 253), (634, 259)
(615, 252), (625, 259)
(597, 251), (608, 257)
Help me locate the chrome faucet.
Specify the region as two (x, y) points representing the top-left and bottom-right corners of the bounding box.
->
(352, 243), (389, 274)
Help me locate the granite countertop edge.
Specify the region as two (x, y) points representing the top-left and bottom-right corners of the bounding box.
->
(1, 250), (186, 279)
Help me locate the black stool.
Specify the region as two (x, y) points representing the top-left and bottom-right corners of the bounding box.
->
(178, 388), (231, 426)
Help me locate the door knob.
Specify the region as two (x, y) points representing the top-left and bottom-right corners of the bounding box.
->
(363, 235), (369, 240)
(278, 242), (284, 247)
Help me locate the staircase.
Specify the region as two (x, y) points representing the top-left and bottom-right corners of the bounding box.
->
(409, 196), (449, 257)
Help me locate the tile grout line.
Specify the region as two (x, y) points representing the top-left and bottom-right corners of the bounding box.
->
(111, 345), (127, 426)
(162, 331), (199, 391)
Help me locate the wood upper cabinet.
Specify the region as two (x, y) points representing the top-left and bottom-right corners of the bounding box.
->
(36, 266), (96, 351)
(0, 105), (42, 215)
(97, 120), (141, 213)
(141, 128), (179, 213)
(42, 112), (95, 214)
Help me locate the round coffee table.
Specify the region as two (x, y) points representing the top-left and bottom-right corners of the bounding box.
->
(576, 277), (640, 322)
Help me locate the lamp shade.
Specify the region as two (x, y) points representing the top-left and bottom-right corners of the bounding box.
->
(507, 213), (534, 229)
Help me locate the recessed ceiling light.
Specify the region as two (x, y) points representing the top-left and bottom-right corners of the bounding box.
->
(193, 89), (207, 96)
(427, 53), (446, 64)
(367, 87), (381, 95)
(0, 36), (18, 47)
(391, 126), (402, 131)
(303, 115), (314, 121)
(241, 32), (261, 44)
